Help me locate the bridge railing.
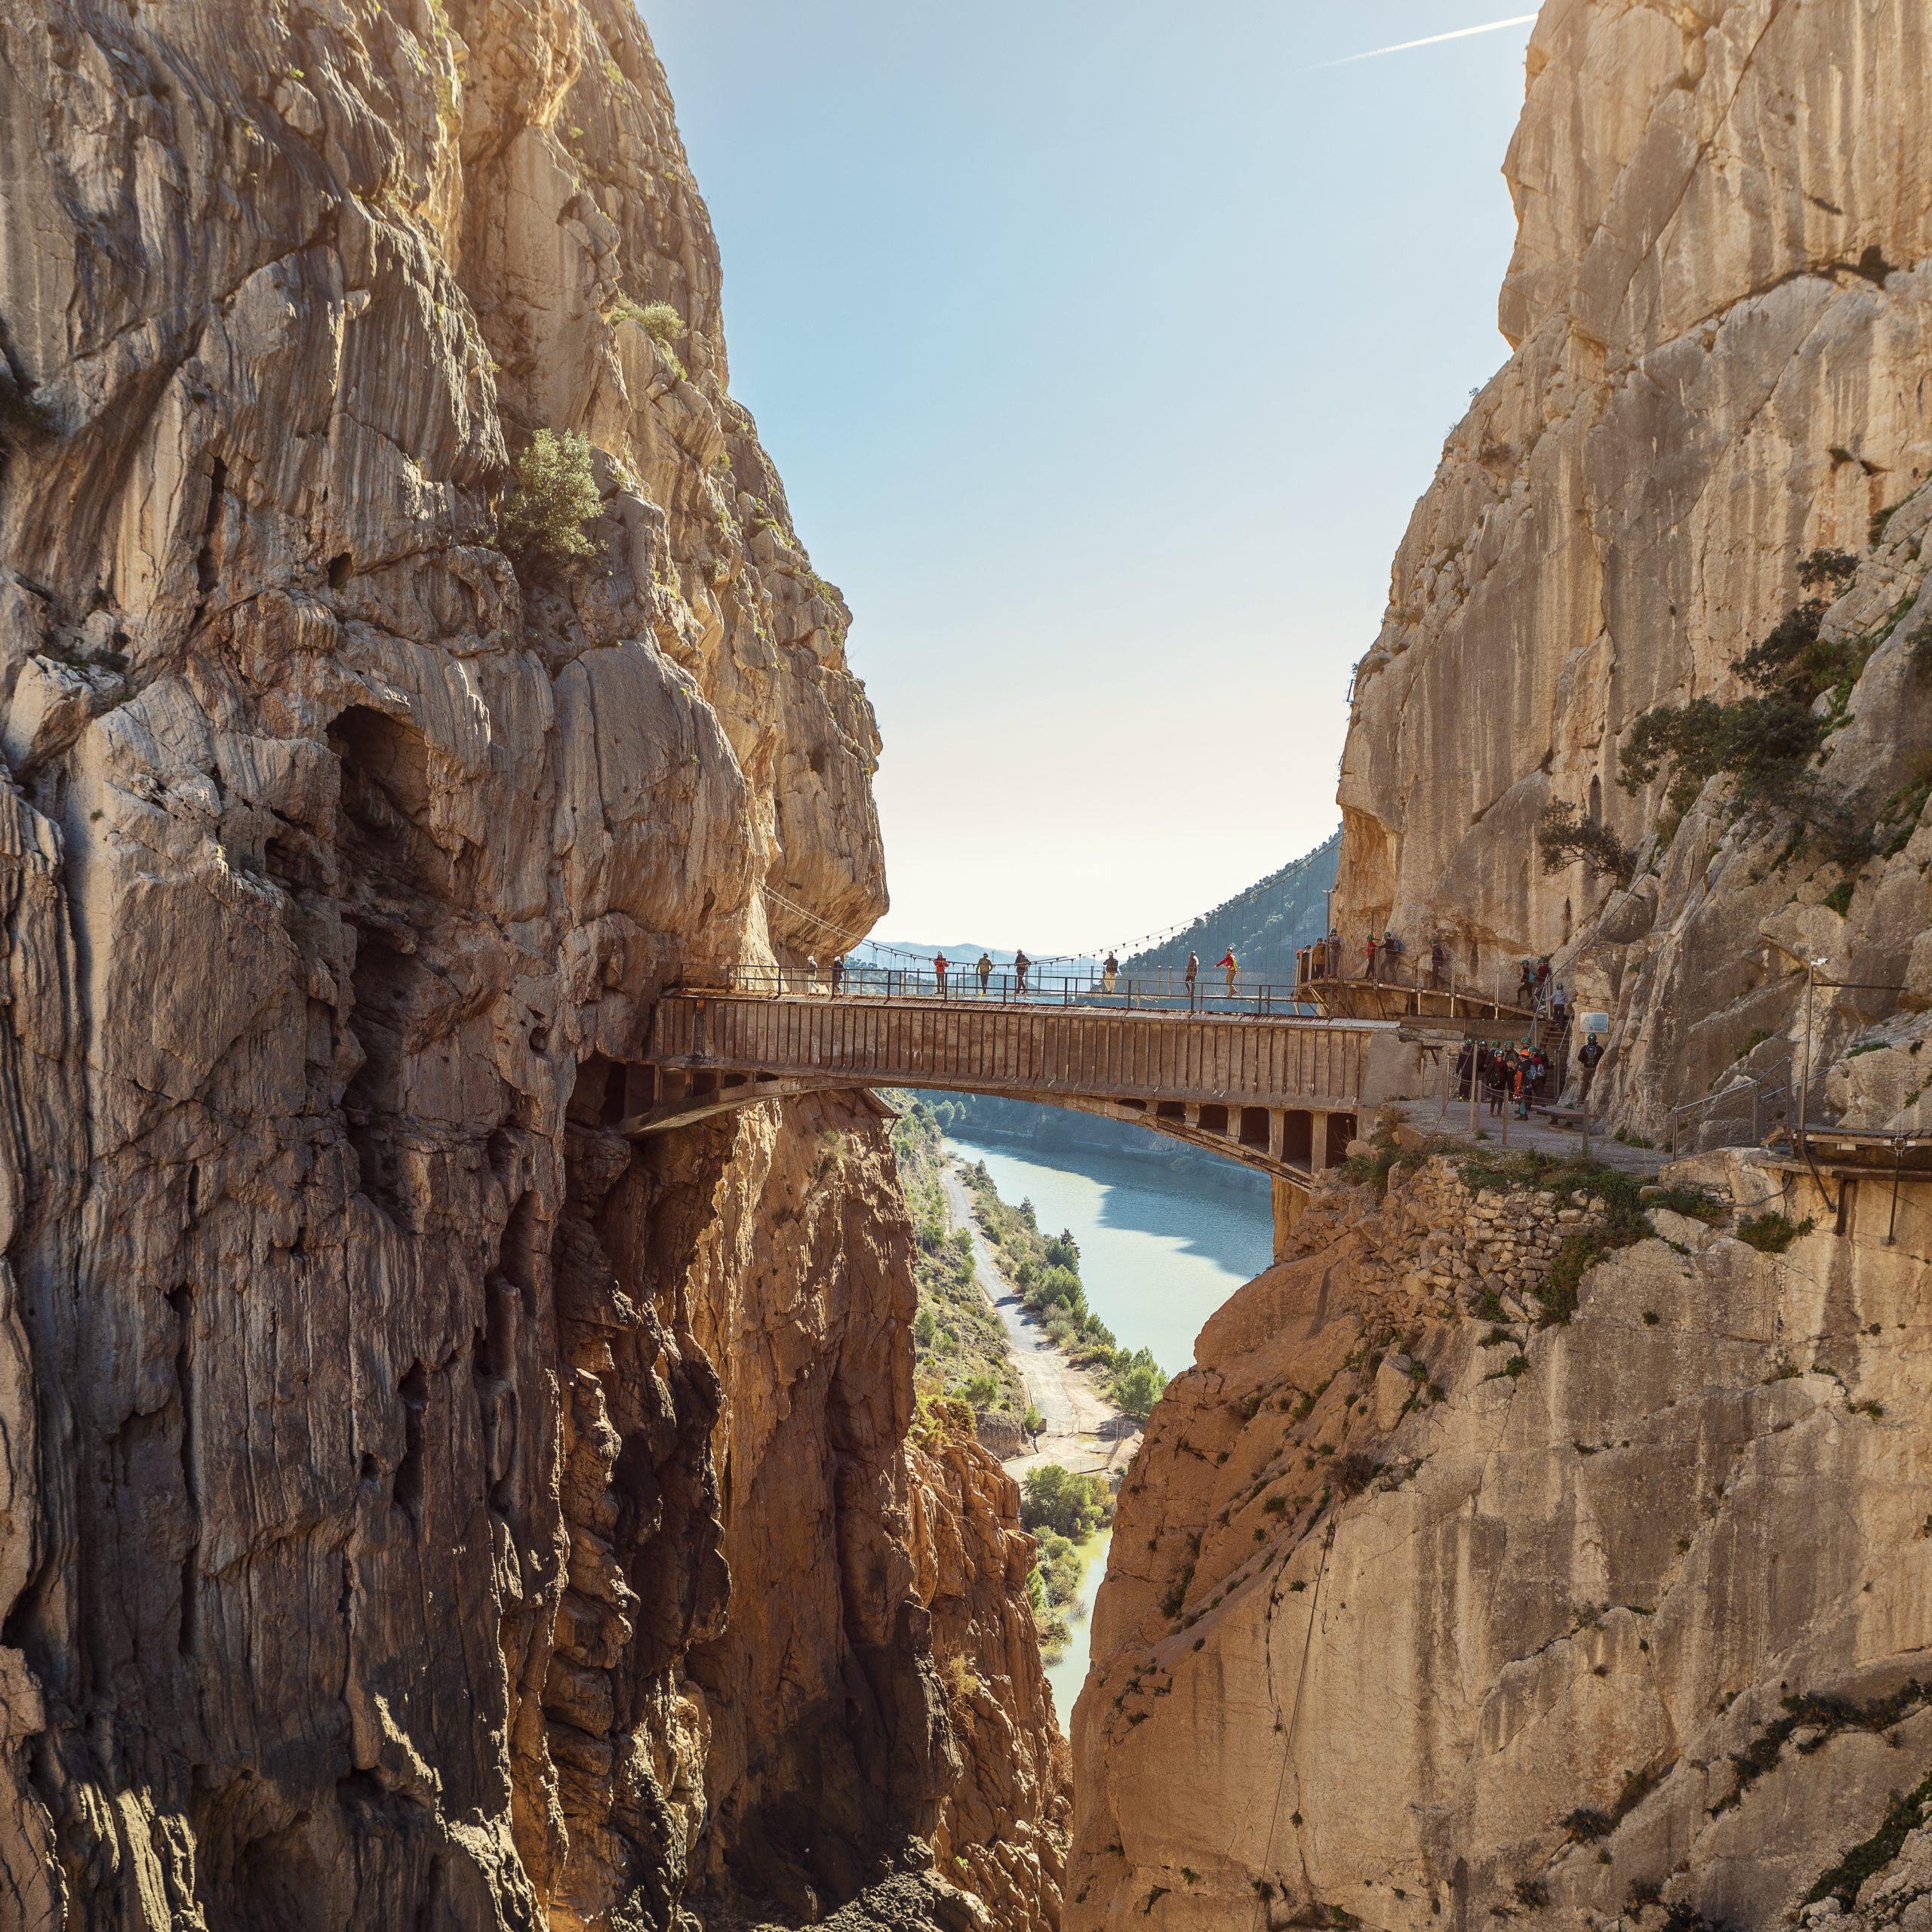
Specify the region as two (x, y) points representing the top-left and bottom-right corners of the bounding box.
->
(702, 961), (1329, 1018)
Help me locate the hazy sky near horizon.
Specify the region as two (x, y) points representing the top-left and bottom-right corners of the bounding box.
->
(645, 3), (1538, 955)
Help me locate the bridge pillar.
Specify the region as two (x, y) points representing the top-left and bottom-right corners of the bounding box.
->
(1272, 1178), (1303, 1258)
(1310, 1110), (1333, 1171)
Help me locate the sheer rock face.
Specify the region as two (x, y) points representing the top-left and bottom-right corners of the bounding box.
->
(0, 2), (1060, 1927)
(1552, 496), (1932, 1140)
(1334, 0), (1932, 1007)
(1067, 1155), (1932, 1930)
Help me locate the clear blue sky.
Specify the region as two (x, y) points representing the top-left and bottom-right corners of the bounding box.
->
(644, 4), (1540, 955)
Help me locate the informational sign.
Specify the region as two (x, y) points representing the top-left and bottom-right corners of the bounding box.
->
(1580, 1012), (1611, 1039)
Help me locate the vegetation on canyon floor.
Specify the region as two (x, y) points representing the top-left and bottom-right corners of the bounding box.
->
(892, 1103), (1029, 1422)
(955, 1153), (1168, 1420)
(1021, 1467), (1115, 1661)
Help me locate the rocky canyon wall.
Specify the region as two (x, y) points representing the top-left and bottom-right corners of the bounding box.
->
(1069, 1150), (1932, 1930)
(1072, 5), (1932, 1922)
(1334, 0), (1932, 1135)
(0, 3), (1062, 1927)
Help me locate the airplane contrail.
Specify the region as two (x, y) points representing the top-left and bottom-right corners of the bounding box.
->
(1314, 15), (1540, 69)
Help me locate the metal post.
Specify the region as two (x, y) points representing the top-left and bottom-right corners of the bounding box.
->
(1798, 961), (1814, 1155)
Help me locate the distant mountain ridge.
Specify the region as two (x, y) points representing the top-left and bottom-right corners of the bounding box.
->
(1125, 828), (1339, 981)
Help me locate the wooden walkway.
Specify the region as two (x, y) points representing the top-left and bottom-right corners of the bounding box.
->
(632, 993), (1402, 1244)
(649, 994), (1375, 1112)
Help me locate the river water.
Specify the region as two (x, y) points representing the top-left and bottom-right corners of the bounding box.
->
(943, 1133), (1275, 1728)
(943, 1136), (1274, 1377)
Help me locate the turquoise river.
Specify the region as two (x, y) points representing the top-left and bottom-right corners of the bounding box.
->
(943, 1133), (1275, 1726)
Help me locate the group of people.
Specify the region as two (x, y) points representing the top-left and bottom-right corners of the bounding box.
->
(1296, 928), (1448, 989)
(801, 946), (1256, 1001)
(1457, 1040), (1552, 1120)
(1296, 931), (1586, 1018)
(1517, 954), (1567, 1014)
(1454, 1029), (1607, 1118)
(929, 950), (1028, 994)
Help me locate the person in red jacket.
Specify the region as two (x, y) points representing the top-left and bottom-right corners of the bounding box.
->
(1217, 949), (1238, 998)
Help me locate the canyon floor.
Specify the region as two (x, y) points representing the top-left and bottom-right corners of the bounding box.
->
(940, 1161), (1135, 1481)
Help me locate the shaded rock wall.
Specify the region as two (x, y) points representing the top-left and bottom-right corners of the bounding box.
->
(0, 2), (1060, 1926)
(1068, 1153), (1932, 1930)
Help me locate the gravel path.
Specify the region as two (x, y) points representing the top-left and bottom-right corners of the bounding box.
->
(940, 1161), (1130, 1477)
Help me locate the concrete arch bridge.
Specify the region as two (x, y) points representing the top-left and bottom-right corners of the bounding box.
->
(618, 980), (1434, 1254)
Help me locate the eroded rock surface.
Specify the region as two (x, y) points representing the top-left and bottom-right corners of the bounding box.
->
(0, 2), (1062, 1926)
(1069, 1152), (1932, 1930)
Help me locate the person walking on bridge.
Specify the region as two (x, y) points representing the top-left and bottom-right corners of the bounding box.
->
(977, 951), (992, 996)
(1217, 949), (1238, 998)
(1184, 951), (1198, 1008)
(829, 953), (844, 996)
(1365, 931), (1380, 983)
(1014, 950), (1031, 995)
(934, 952), (949, 995)
(1102, 951), (1119, 995)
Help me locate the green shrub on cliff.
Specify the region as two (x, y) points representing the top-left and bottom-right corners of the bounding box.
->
(497, 429), (601, 575)
(1537, 801), (1638, 884)
(1617, 554), (1905, 860)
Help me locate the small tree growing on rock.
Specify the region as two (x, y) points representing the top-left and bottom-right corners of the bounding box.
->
(497, 428), (601, 577)
(1537, 800), (1638, 885)
(635, 300), (685, 347)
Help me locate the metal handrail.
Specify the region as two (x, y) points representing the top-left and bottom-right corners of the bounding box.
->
(702, 961), (1331, 1018)
(1296, 942), (1556, 1012)
(1666, 1060), (1800, 1151)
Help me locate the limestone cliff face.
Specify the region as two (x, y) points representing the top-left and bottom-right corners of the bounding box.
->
(1556, 488), (1932, 1140)
(1336, 0), (1932, 1013)
(1069, 1154), (1932, 1930)
(0, 3), (1060, 1927)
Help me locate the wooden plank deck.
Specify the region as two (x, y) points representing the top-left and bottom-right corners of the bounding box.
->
(648, 994), (1380, 1111)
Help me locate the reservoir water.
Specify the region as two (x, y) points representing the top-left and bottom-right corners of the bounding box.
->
(944, 1136), (1274, 1377)
(943, 1131), (1275, 1729)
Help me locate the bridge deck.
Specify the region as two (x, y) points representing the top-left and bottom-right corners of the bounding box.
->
(648, 992), (1384, 1111)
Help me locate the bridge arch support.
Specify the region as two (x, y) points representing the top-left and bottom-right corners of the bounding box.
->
(626, 990), (1388, 1259)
